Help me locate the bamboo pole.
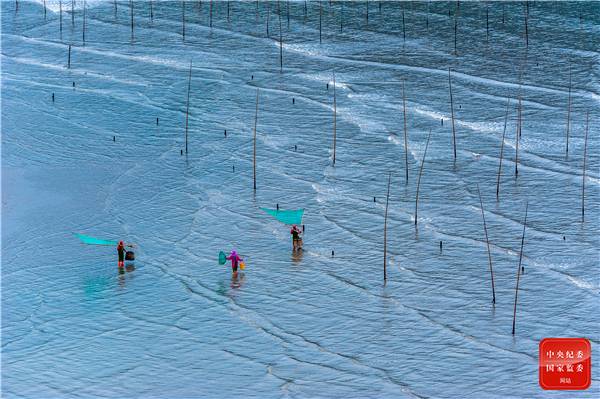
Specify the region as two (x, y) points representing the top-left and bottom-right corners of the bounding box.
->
(486, 4), (489, 42)
(383, 172), (391, 282)
(524, 1), (529, 48)
(82, 1), (86, 45)
(68, 44), (71, 68)
(71, 0), (74, 26)
(209, 0), (213, 28)
(286, 0), (289, 29)
(477, 183), (496, 304)
(333, 71), (337, 165)
(512, 201), (528, 335)
(130, 0), (134, 42)
(59, 0), (63, 38)
(366, 0), (369, 26)
(44, 0), (47, 20)
(402, 10), (406, 43)
(184, 60), (192, 154)
(565, 64), (572, 155)
(414, 130), (431, 226)
(279, 2), (283, 73)
(515, 96), (521, 176)
(449, 68), (457, 160)
(266, 1), (270, 37)
(182, 1), (186, 41)
(228, 1), (230, 23)
(453, 4), (458, 56)
(150, 0), (153, 21)
(319, 1), (322, 43)
(582, 110), (589, 222)
(253, 89), (259, 190)
(496, 98), (511, 199)
(402, 79), (409, 183)
(340, 1), (343, 33)
(114, 0), (117, 20)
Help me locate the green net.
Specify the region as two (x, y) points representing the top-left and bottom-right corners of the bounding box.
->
(260, 208), (304, 225)
(219, 251), (227, 265)
(75, 233), (118, 246)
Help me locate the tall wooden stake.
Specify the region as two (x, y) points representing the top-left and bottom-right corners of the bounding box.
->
(279, 2), (283, 73)
(182, 1), (186, 41)
(515, 96), (521, 177)
(496, 98), (511, 200)
(582, 110), (589, 222)
(524, 1), (529, 48)
(114, 0), (117, 20)
(340, 1), (343, 33)
(130, 0), (134, 42)
(565, 64), (572, 155)
(383, 172), (391, 282)
(59, 1), (63, 39)
(449, 68), (457, 160)
(44, 0), (47, 20)
(402, 79), (409, 182)
(319, 1), (322, 43)
(150, 0), (154, 21)
(414, 131), (431, 226)
(71, 0), (74, 27)
(253, 89), (259, 190)
(512, 201), (528, 335)
(209, 0), (213, 28)
(402, 10), (406, 43)
(184, 60), (192, 154)
(82, 1), (86, 45)
(68, 44), (71, 68)
(477, 183), (496, 304)
(333, 72), (337, 165)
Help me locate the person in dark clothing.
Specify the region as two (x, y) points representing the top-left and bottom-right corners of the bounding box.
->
(117, 241), (133, 268)
(291, 225), (303, 251)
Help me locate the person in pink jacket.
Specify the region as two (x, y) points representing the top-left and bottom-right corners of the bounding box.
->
(226, 250), (243, 273)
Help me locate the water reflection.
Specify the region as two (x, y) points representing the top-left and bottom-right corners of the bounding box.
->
(291, 248), (304, 264)
(118, 263), (136, 289)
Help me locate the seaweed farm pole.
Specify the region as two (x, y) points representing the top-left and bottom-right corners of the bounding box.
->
(449, 68), (457, 160)
(319, 1), (322, 44)
(383, 172), (391, 282)
(333, 72), (337, 165)
(340, 1), (343, 33)
(228, 1), (230, 23)
(366, 0), (369, 26)
(582, 110), (589, 222)
(150, 0), (154, 21)
(71, 0), (74, 27)
(453, 4), (458, 55)
(402, 10), (406, 44)
(68, 44), (71, 68)
(402, 79), (409, 182)
(486, 4), (489, 42)
(44, 0), (47, 20)
(414, 131), (431, 226)
(209, 0), (213, 28)
(114, 0), (117, 21)
(524, 1), (529, 48)
(82, 1), (86, 45)
(59, 0), (63, 39)
(253, 88), (259, 190)
(515, 96), (521, 177)
(279, 2), (283, 73)
(130, 0), (134, 42)
(286, 0), (290, 29)
(496, 98), (511, 200)
(184, 60), (192, 154)
(182, 1), (186, 41)
(266, 2), (270, 37)
(512, 201), (529, 335)
(477, 183), (496, 304)
(565, 65), (572, 155)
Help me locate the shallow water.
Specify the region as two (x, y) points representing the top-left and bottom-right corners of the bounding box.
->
(2, 1), (599, 398)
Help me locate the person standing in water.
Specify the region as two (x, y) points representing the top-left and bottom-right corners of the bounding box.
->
(117, 241), (126, 268)
(116, 241), (133, 268)
(226, 250), (243, 274)
(291, 225), (303, 251)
